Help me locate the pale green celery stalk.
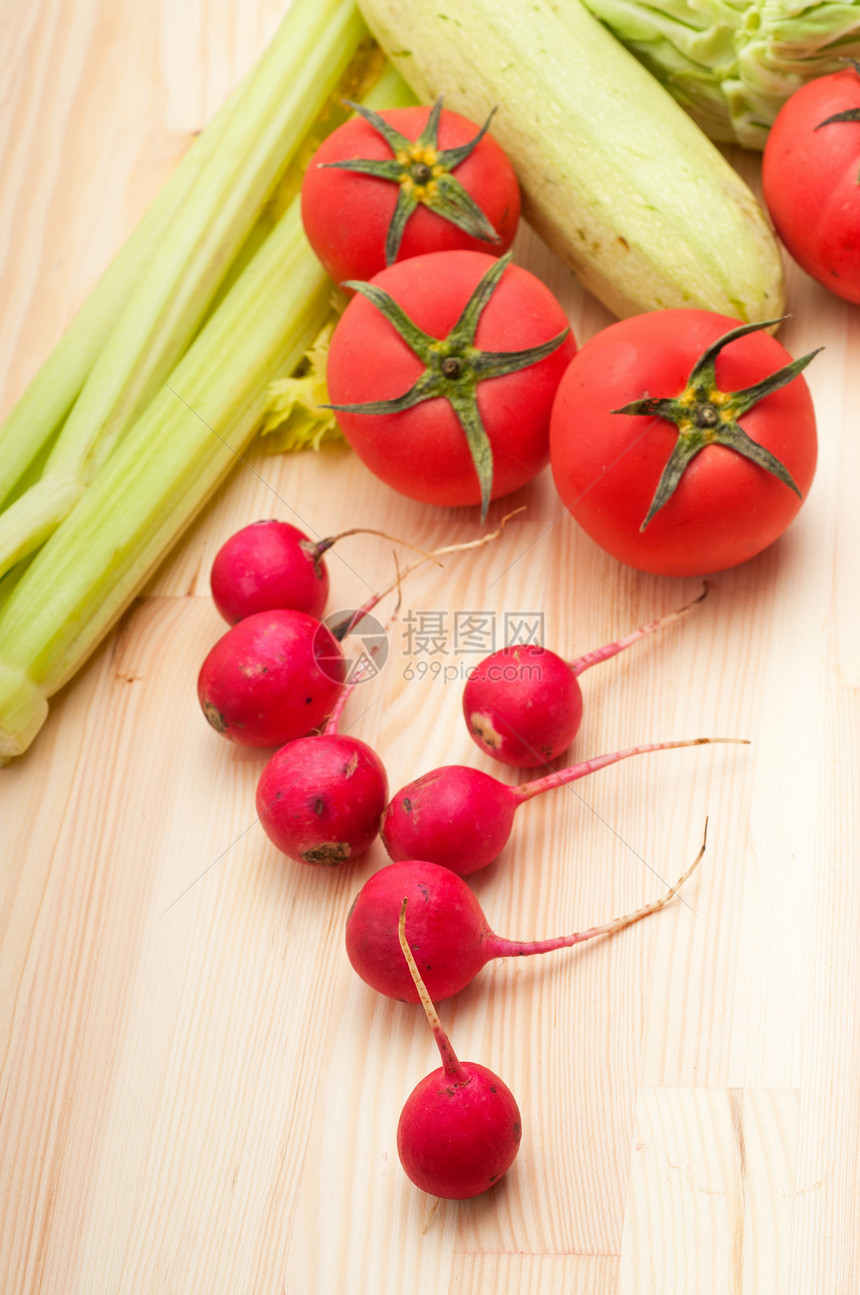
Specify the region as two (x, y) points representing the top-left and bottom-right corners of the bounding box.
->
(0, 66), (415, 762)
(0, 0), (360, 511)
(0, 0), (369, 582)
(0, 83), (226, 511)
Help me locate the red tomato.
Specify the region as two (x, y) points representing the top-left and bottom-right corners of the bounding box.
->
(549, 310), (818, 576)
(763, 64), (860, 303)
(301, 100), (520, 285)
(326, 250), (576, 515)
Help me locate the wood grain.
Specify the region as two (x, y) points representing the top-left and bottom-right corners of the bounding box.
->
(1, 2), (858, 1293)
(618, 1088), (799, 1293)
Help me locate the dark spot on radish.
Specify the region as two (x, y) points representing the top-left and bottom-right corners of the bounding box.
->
(312, 797), (325, 816)
(301, 841), (352, 866)
(468, 712), (502, 749)
(403, 797), (412, 814)
(201, 699), (229, 734)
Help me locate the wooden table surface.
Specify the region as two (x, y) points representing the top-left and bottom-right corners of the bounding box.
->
(2, 2), (858, 1292)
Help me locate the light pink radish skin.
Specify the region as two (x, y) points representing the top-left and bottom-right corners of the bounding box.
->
(381, 736), (743, 876)
(197, 608), (345, 748)
(210, 520), (331, 624)
(396, 899), (522, 1198)
(463, 586), (708, 768)
(347, 829), (707, 1002)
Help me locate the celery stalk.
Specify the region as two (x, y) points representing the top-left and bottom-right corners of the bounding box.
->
(0, 0), (370, 581)
(0, 0), (360, 510)
(0, 63), (416, 761)
(0, 202), (330, 757)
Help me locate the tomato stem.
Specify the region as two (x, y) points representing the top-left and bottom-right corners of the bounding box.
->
(325, 252), (570, 519)
(611, 317), (822, 531)
(321, 94), (503, 265)
(816, 58), (860, 129)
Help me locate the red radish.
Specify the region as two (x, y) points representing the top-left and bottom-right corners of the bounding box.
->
(381, 737), (742, 876)
(197, 608), (345, 748)
(346, 827), (708, 1002)
(205, 512), (523, 759)
(396, 898), (522, 1198)
(210, 520), (331, 624)
(257, 732), (387, 865)
(209, 520), (440, 625)
(463, 586), (707, 768)
(255, 626), (389, 865)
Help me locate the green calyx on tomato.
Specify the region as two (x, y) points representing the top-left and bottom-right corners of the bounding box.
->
(612, 317), (822, 531)
(326, 251), (570, 520)
(321, 96), (502, 267)
(815, 58), (860, 131)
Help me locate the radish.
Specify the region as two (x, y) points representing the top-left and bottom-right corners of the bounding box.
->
(209, 519), (438, 625)
(381, 736), (742, 875)
(256, 731), (387, 865)
(347, 827), (707, 1002)
(200, 511), (523, 753)
(251, 551), (413, 864)
(210, 519), (331, 624)
(463, 586), (707, 768)
(197, 608), (345, 748)
(395, 898), (522, 1198)
(255, 618), (389, 865)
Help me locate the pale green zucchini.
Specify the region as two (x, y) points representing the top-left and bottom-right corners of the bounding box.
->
(355, 0), (785, 322)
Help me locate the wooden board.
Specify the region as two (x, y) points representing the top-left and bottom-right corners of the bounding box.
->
(1, 2), (858, 1291)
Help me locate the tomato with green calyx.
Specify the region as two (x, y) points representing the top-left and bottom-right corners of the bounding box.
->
(763, 60), (860, 304)
(549, 310), (819, 576)
(326, 249), (575, 519)
(301, 96), (520, 285)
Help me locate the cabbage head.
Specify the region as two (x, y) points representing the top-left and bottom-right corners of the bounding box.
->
(581, 0), (860, 148)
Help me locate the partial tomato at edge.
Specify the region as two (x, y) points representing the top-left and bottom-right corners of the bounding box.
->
(762, 64), (860, 304)
(549, 309), (818, 576)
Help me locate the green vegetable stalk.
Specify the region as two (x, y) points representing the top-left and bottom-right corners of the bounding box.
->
(0, 0), (370, 584)
(0, 26), (414, 760)
(580, 0), (860, 148)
